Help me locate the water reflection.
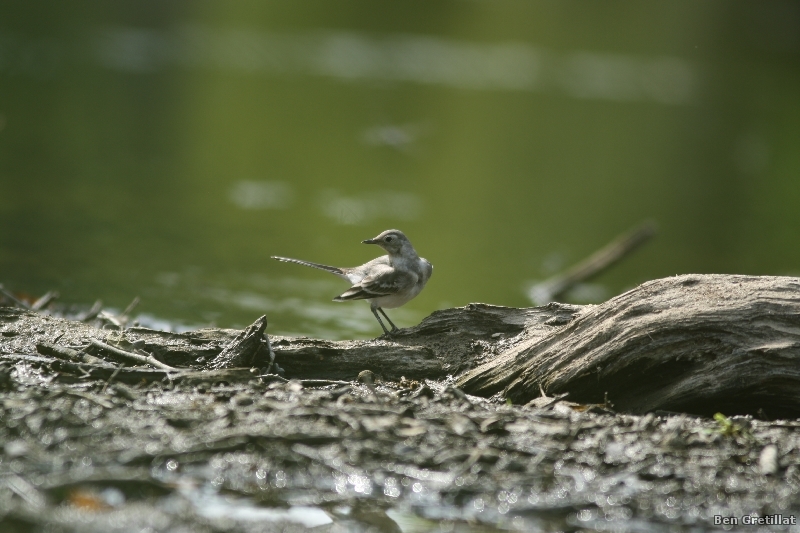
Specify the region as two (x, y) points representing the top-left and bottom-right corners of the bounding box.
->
(318, 189), (422, 226)
(361, 123), (425, 150)
(228, 181), (293, 210)
(95, 26), (695, 104)
(1, 3), (798, 338)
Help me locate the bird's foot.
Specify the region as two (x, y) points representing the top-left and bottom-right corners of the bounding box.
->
(383, 328), (401, 338)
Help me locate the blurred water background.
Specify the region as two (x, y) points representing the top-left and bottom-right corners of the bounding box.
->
(1, 1), (798, 339)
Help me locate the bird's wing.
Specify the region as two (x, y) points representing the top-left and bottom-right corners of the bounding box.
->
(344, 255), (390, 284)
(333, 268), (417, 301)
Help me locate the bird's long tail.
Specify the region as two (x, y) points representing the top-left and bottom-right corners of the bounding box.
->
(271, 256), (346, 277)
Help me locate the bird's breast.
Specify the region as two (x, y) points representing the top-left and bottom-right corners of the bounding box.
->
(370, 291), (416, 309)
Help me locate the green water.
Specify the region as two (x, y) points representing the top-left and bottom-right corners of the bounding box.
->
(1, 2), (799, 338)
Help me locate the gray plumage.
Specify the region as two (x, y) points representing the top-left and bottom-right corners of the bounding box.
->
(272, 229), (432, 334)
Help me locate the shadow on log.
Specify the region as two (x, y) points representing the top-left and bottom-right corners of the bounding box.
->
(1, 274), (799, 418)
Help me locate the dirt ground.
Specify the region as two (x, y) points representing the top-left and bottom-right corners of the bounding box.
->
(1, 351), (799, 532)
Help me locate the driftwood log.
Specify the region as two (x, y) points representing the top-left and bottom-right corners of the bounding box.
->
(457, 274), (800, 418)
(2, 274), (799, 418)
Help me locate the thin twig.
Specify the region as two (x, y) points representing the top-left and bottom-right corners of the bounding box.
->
(301, 379), (353, 387)
(119, 296), (140, 326)
(0, 284), (30, 310)
(7, 475), (45, 509)
(31, 291), (59, 311)
(260, 373), (289, 383)
(90, 339), (177, 371)
(80, 300), (103, 321)
(36, 342), (113, 367)
(98, 311), (122, 328)
(101, 367), (122, 394)
(529, 220), (657, 305)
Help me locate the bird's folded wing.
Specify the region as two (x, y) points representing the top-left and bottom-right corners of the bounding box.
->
(334, 268), (417, 301)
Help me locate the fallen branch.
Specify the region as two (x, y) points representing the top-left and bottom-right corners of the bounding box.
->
(36, 342), (114, 367)
(528, 220), (657, 305)
(90, 339), (177, 371)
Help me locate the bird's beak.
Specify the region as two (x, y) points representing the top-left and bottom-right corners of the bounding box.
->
(362, 238), (376, 244)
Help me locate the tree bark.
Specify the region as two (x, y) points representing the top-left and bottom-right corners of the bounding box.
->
(457, 274), (800, 418)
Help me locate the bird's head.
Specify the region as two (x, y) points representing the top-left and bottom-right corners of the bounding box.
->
(362, 229), (410, 255)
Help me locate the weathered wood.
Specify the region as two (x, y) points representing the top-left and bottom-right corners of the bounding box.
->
(0, 301), (575, 382)
(265, 302), (579, 380)
(206, 314), (269, 370)
(2, 274), (800, 417)
(458, 274), (800, 417)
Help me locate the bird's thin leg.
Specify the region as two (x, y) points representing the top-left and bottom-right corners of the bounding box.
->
(378, 308), (399, 332)
(370, 306), (390, 335)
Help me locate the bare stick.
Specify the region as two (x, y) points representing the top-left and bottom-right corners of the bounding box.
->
(300, 379), (353, 387)
(31, 291), (59, 311)
(118, 296), (140, 327)
(101, 367), (122, 394)
(0, 284), (30, 310)
(36, 342), (114, 367)
(121, 296), (140, 318)
(98, 311), (122, 328)
(80, 301), (103, 321)
(529, 220), (657, 305)
(90, 339), (177, 371)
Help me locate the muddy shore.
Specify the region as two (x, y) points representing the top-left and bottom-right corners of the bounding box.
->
(2, 275), (800, 531)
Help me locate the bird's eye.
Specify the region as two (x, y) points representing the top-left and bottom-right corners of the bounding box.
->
(385, 236), (394, 242)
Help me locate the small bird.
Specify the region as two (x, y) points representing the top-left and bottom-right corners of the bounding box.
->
(272, 230), (432, 335)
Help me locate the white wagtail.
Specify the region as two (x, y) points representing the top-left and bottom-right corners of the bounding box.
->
(272, 229), (432, 335)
